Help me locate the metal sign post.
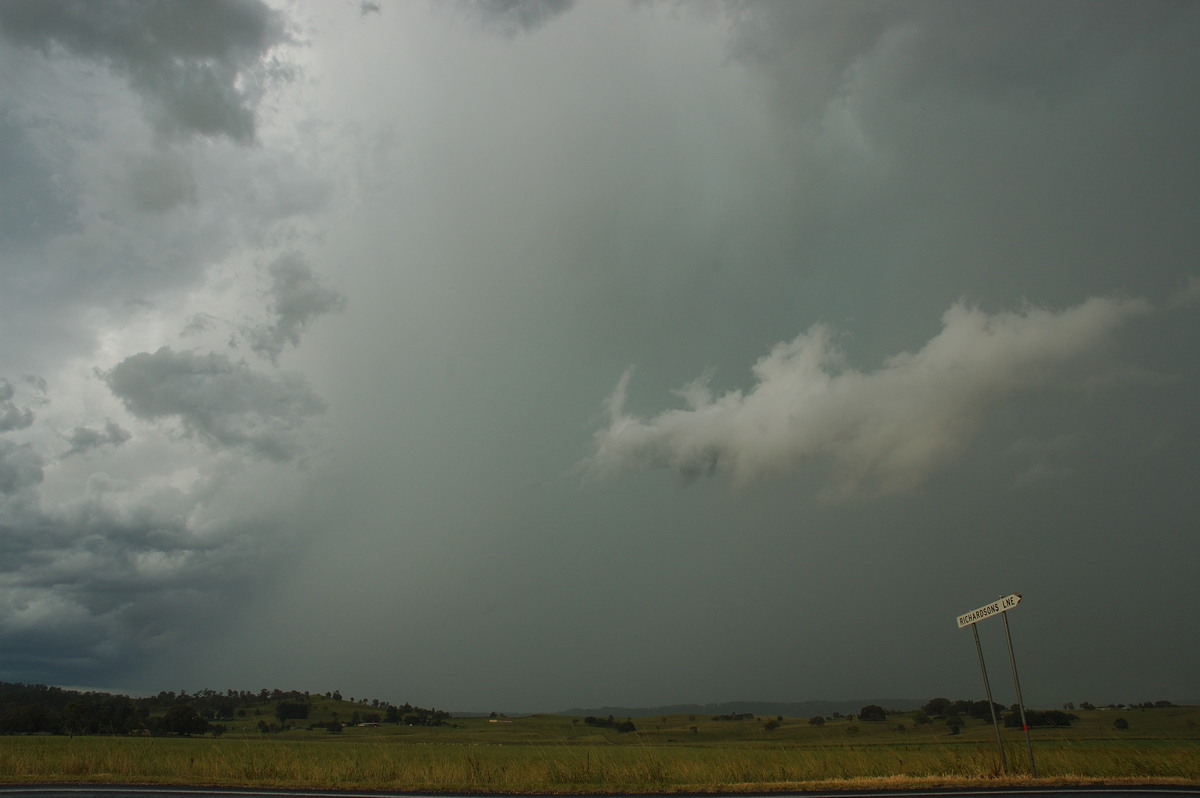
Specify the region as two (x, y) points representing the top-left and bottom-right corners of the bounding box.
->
(970, 623), (1006, 773)
(955, 593), (1036, 777)
(1001, 606), (1037, 777)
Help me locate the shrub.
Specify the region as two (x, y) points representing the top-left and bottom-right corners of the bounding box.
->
(1004, 709), (1078, 728)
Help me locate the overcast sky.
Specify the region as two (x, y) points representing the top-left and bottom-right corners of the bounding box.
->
(1, 0), (1197, 713)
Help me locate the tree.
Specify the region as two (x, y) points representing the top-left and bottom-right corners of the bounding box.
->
(162, 705), (209, 736)
(1113, 717), (1129, 730)
(808, 715), (825, 726)
(967, 700), (1005, 722)
(65, 700), (93, 735)
(922, 697), (952, 717)
(0, 703), (56, 735)
(858, 704), (887, 722)
(276, 701), (309, 722)
(763, 718), (780, 732)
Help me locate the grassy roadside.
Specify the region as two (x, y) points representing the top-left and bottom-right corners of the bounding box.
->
(2, 707), (1197, 793)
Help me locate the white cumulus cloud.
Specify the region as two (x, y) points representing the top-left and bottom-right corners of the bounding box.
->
(588, 294), (1153, 499)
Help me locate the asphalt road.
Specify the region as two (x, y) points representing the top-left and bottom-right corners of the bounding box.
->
(1, 786), (1198, 798)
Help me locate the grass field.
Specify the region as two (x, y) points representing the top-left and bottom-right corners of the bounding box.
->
(2, 706), (1197, 793)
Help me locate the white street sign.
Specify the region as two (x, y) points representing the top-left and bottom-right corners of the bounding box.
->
(956, 593), (1022, 628)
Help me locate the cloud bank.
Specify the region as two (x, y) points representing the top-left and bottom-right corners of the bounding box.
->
(0, 0), (287, 143)
(0, 436), (300, 679)
(105, 348), (325, 462)
(589, 295), (1152, 499)
(0, 0), (341, 688)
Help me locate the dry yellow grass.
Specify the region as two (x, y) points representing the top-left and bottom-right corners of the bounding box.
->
(1, 733), (1198, 793)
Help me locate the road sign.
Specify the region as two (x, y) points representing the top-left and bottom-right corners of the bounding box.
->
(952, 591), (1034, 776)
(956, 593), (1021, 628)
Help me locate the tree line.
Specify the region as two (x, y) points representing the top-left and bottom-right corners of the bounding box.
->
(0, 681), (449, 736)
(804, 697), (1176, 735)
(583, 715), (637, 733)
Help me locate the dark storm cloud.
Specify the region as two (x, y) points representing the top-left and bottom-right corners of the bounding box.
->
(0, 464), (285, 683)
(63, 420), (132, 458)
(589, 294), (1153, 498)
(104, 347), (324, 461)
(455, 0), (577, 36)
(0, 0), (339, 691)
(0, 2), (322, 377)
(0, 379), (35, 433)
(248, 254), (345, 364)
(0, 0), (287, 143)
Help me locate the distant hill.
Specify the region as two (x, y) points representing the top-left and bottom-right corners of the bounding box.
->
(558, 698), (925, 718)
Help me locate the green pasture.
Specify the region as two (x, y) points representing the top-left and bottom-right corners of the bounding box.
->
(262, 704), (1200, 746)
(2, 705), (1197, 793)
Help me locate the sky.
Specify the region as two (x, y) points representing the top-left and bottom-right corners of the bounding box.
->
(1, 0), (1197, 714)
